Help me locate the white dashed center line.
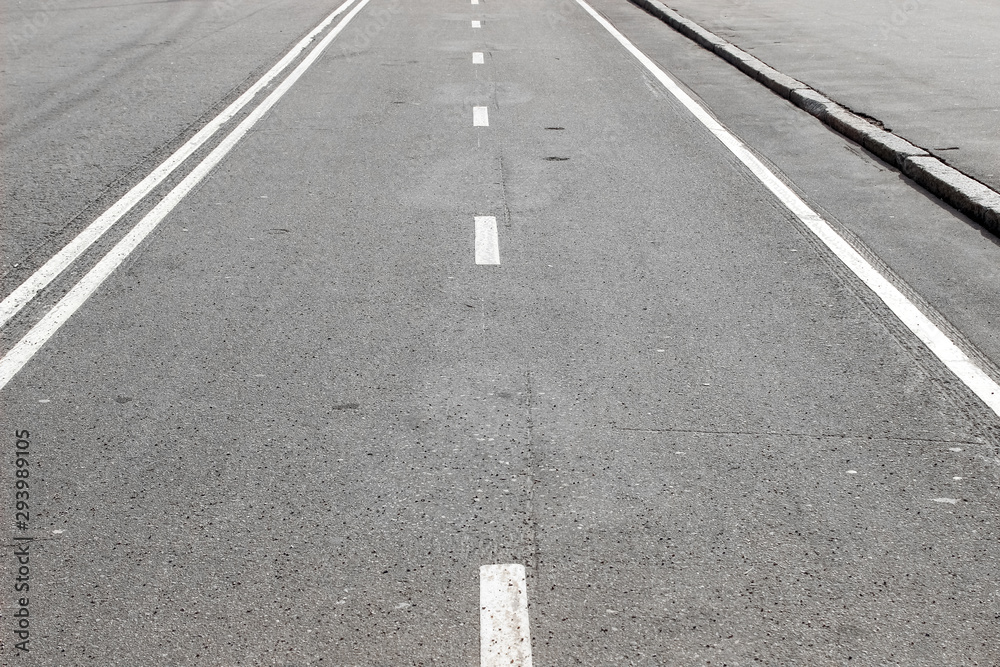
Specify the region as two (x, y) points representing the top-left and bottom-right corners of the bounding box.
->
(480, 564), (532, 666)
(473, 106), (489, 126)
(471, 19), (481, 28)
(475, 216), (500, 265)
(473, 51), (484, 64)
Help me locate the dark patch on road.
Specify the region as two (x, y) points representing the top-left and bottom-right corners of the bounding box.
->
(331, 403), (360, 411)
(852, 109), (891, 132)
(544, 156), (569, 161)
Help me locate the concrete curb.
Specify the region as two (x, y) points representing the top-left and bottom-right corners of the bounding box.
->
(628, 0), (1000, 236)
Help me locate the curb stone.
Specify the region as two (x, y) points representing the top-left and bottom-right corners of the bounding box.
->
(628, 0), (1000, 236)
(904, 157), (1000, 232)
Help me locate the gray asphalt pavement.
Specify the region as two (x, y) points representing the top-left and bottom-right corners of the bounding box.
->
(653, 0), (1000, 195)
(2, 0), (999, 665)
(0, 0), (350, 293)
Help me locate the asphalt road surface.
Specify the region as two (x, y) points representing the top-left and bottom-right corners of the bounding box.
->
(2, 0), (998, 665)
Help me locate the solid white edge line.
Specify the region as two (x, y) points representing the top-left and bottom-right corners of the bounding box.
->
(473, 52), (484, 64)
(475, 216), (500, 265)
(473, 106), (490, 127)
(0, 0), (360, 330)
(480, 564), (532, 667)
(572, 0), (1000, 417)
(0, 0), (375, 392)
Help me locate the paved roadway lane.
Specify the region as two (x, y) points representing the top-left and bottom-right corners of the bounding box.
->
(583, 0), (1000, 376)
(0, 0), (357, 292)
(2, 0), (998, 664)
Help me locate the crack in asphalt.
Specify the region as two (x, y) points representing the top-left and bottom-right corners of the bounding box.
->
(609, 425), (990, 446)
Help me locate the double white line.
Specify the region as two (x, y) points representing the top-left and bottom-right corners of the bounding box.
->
(0, 0), (373, 391)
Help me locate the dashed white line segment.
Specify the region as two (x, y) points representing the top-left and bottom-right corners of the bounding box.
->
(574, 0), (1000, 418)
(0, 0), (376, 391)
(475, 216), (500, 265)
(471, 19), (482, 28)
(480, 564), (532, 667)
(473, 52), (484, 64)
(0, 0), (361, 331)
(473, 106), (490, 126)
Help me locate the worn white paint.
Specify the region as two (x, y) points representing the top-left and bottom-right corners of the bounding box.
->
(480, 564), (532, 666)
(474, 216), (500, 265)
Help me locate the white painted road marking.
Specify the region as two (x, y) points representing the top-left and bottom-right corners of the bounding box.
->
(473, 51), (484, 64)
(480, 564), (532, 667)
(0, 0), (376, 391)
(473, 106), (490, 126)
(472, 20), (481, 27)
(472, 0), (479, 4)
(0, 0), (361, 331)
(475, 216), (500, 265)
(574, 0), (1000, 418)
